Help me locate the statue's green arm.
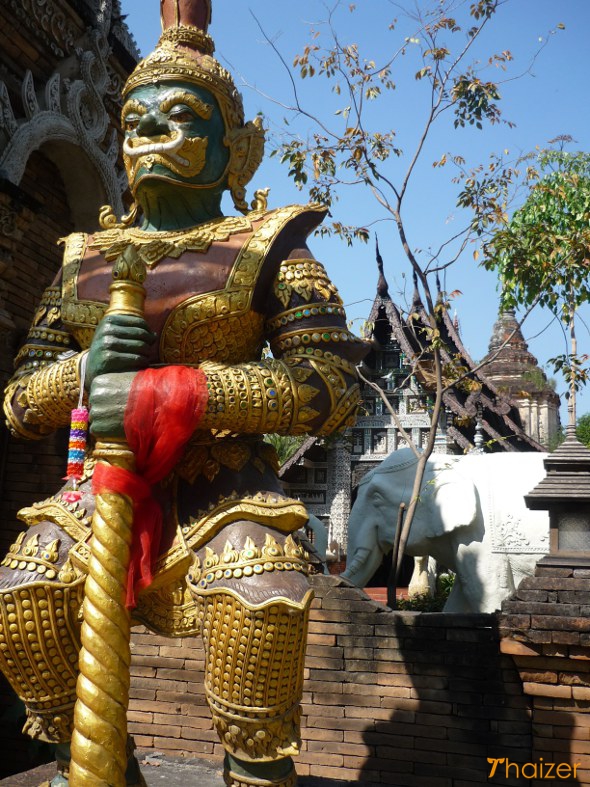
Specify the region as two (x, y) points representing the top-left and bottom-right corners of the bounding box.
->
(3, 271), (85, 440)
(198, 253), (368, 438)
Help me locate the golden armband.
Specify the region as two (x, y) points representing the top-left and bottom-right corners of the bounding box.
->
(273, 259), (343, 308)
(22, 352), (86, 431)
(283, 354), (361, 436)
(200, 359), (321, 436)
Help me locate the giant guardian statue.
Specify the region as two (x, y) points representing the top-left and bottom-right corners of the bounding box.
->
(0, 1), (366, 785)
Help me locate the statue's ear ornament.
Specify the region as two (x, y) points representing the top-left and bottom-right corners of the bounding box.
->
(226, 116), (266, 214)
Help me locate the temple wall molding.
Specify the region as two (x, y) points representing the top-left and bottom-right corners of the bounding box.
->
(0, 30), (124, 221)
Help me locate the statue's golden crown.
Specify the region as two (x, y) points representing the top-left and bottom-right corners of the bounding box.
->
(123, 0), (244, 132)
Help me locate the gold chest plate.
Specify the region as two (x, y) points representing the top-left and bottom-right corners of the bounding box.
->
(60, 206), (319, 362)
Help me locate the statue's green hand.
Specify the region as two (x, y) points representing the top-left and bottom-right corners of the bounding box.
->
(88, 372), (137, 439)
(86, 314), (156, 391)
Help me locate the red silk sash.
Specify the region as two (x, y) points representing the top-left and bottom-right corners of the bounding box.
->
(92, 366), (208, 608)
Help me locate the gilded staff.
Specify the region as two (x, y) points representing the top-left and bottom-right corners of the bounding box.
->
(70, 247), (147, 787)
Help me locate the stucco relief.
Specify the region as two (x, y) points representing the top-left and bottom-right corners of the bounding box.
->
(5, 0), (78, 57)
(0, 1), (134, 220)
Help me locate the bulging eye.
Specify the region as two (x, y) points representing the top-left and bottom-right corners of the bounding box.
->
(124, 117), (140, 132)
(169, 108), (194, 124)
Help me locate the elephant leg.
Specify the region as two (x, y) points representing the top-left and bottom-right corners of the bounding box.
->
(443, 576), (471, 613)
(189, 521), (313, 787)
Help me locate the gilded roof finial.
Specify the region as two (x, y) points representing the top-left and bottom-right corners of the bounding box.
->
(375, 236), (390, 298)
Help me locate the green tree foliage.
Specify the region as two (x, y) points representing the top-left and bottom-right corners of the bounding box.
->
(474, 143), (590, 399)
(263, 433), (305, 467)
(482, 147), (590, 317)
(576, 413), (590, 447)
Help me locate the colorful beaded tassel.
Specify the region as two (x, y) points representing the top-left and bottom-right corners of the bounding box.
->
(62, 353), (89, 504)
(62, 407), (89, 503)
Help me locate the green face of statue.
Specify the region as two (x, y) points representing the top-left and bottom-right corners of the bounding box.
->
(122, 81), (230, 197)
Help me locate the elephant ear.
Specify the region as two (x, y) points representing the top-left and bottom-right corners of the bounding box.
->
(432, 468), (477, 534)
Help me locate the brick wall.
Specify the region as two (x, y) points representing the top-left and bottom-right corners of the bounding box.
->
(0, 152), (73, 556)
(500, 562), (590, 786)
(128, 575), (532, 786)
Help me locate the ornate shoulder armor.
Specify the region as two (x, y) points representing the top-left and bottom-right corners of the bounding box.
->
(61, 233), (107, 349)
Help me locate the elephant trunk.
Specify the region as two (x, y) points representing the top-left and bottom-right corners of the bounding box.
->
(342, 544), (384, 588)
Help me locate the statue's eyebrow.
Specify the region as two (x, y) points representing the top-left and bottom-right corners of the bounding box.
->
(122, 99), (147, 121)
(160, 91), (214, 120)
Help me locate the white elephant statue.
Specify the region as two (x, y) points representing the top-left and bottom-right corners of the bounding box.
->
(342, 448), (550, 613)
(408, 556), (438, 598)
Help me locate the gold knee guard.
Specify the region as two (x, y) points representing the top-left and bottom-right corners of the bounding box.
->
(189, 526), (313, 765)
(0, 579), (84, 742)
(198, 589), (311, 762)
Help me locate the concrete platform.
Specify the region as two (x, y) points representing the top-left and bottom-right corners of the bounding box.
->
(0, 752), (362, 787)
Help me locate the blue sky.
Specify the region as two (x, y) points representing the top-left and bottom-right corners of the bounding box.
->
(120, 0), (590, 421)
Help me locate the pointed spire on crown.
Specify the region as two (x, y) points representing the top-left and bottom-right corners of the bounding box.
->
(160, 0), (212, 34)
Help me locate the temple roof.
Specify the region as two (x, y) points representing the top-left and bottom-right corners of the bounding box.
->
(364, 287), (542, 451)
(526, 426), (590, 508)
(279, 254), (544, 480)
(375, 238), (390, 298)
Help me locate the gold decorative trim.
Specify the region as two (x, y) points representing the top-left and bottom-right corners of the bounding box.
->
(159, 24), (215, 56)
(224, 768), (297, 787)
(22, 352), (85, 430)
(265, 302), (346, 334)
(182, 492), (308, 553)
(0, 580), (85, 743)
(160, 205), (325, 365)
(282, 348), (358, 374)
(1, 532), (61, 579)
(177, 439), (279, 485)
(189, 534), (309, 591)
(271, 326), (364, 354)
(91, 214), (253, 268)
(226, 118), (266, 214)
(274, 259), (343, 308)
(131, 578), (200, 638)
(316, 382), (362, 435)
(31, 286), (62, 328)
(61, 233), (106, 347)
(196, 588), (313, 762)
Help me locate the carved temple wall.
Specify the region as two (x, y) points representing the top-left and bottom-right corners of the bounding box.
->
(0, 155), (75, 552)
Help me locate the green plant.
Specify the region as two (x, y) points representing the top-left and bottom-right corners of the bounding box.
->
(396, 571), (455, 611)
